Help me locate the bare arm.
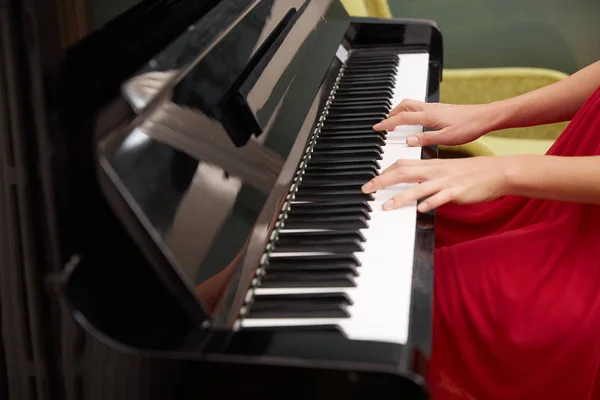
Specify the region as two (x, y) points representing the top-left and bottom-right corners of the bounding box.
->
(492, 61), (600, 130)
(504, 155), (600, 205)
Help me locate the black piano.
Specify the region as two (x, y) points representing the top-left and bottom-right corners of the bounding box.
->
(0, 0), (442, 398)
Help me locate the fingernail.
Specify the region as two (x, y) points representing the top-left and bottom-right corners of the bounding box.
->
(373, 123), (382, 130)
(418, 201), (429, 212)
(406, 136), (419, 146)
(362, 181), (374, 193)
(383, 199), (394, 210)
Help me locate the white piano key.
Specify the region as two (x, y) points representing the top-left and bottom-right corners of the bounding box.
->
(241, 51), (430, 346)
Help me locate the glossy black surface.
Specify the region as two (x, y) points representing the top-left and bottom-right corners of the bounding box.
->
(17, 0), (442, 397)
(66, 10), (439, 395)
(96, 1), (349, 319)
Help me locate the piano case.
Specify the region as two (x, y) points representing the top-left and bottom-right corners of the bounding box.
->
(1, 0), (442, 398)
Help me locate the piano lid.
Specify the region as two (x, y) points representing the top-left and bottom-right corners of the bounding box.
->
(94, 0), (350, 315)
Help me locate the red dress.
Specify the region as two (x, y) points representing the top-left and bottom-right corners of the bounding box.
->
(429, 86), (600, 399)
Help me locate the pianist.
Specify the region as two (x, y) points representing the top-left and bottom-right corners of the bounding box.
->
(363, 61), (600, 399)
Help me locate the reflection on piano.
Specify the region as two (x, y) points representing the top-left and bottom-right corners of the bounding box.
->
(22, 0), (442, 398)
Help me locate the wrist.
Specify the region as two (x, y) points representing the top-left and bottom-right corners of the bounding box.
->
(501, 154), (538, 197)
(483, 99), (518, 133)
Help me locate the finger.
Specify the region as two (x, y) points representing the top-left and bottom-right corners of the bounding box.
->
(389, 99), (427, 117)
(417, 188), (457, 212)
(373, 111), (433, 131)
(406, 128), (449, 147)
(381, 157), (444, 176)
(362, 166), (428, 194)
(382, 180), (442, 210)
(380, 159), (426, 175)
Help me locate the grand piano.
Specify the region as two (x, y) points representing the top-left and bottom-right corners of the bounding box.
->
(0, 0), (442, 398)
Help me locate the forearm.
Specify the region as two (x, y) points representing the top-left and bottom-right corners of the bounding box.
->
(505, 155), (600, 204)
(489, 61), (600, 131)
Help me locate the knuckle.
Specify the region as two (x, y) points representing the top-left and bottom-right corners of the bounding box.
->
(447, 186), (462, 198)
(393, 112), (405, 122)
(371, 176), (385, 188)
(420, 131), (432, 142)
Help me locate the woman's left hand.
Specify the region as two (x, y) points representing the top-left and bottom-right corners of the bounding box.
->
(361, 156), (516, 212)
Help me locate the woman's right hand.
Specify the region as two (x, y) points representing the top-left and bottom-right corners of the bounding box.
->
(373, 99), (502, 147)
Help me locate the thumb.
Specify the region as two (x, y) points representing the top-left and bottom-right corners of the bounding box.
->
(373, 111), (432, 131)
(406, 129), (448, 146)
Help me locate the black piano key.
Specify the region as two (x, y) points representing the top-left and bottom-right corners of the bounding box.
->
(260, 271), (357, 289)
(314, 140), (385, 149)
(333, 90), (392, 97)
(311, 147), (382, 156)
(342, 72), (396, 80)
(349, 51), (396, 56)
(322, 123), (386, 131)
(329, 98), (392, 107)
(304, 160), (380, 173)
(311, 141), (384, 154)
(316, 135), (385, 146)
(331, 95), (394, 103)
(348, 57), (397, 62)
(313, 142), (382, 151)
(266, 265), (359, 279)
(300, 172), (376, 185)
(327, 106), (390, 115)
(246, 293), (352, 318)
(327, 108), (389, 117)
(327, 101), (390, 110)
(336, 85), (395, 94)
(297, 182), (372, 194)
(299, 177), (374, 186)
(319, 128), (386, 139)
(343, 66), (397, 74)
(246, 293), (351, 318)
(253, 292), (353, 305)
(286, 210), (369, 222)
(308, 151), (381, 162)
(289, 201), (372, 213)
(321, 123), (387, 133)
(292, 193), (374, 203)
(338, 81), (396, 90)
(241, 325), (345, 334)
(318, 133), (386, 143)
(313, 141), (384, 151)
(344, 61), (396, 69)
(283, 216), (368, 230)
(283, 216), (369, 231)
(347, 53), (398, 60)
(332, 89), (394, 98)
(337, 82), (396, 92)
(273, 240), (363, 254)
(343, 71), (396, 78)
(277, 230), (365, 245)
(339, 75), (396, 84)
(302, 163), (379, 173)
(268, 254), (361, 267)
(347, 58), (398, 65)
(324, 115), (389, 124)
(345, 61), (396, 68)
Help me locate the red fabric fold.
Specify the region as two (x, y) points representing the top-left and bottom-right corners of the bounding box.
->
(430, 87), (600, 399)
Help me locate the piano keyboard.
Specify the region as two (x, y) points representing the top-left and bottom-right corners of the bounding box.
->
(238, 49), (430, 345)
